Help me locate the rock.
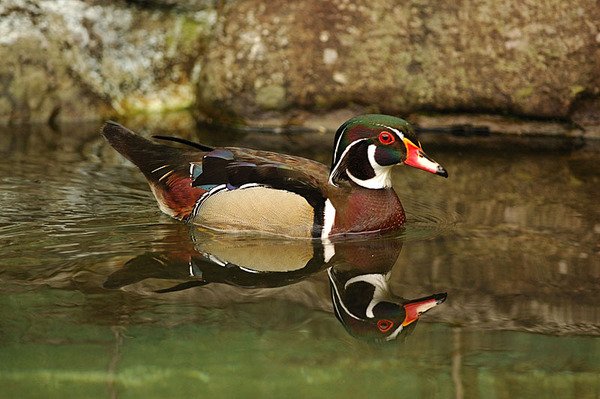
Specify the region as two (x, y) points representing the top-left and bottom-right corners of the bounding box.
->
(571, 96), (600, 139)
(0, 0), (216, 125)
(196, 0), (600, 128)
(1, 0), (599, 135)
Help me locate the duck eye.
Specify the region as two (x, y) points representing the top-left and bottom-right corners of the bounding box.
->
(378, 131), (395, 145)
(377, 319), (394, 333)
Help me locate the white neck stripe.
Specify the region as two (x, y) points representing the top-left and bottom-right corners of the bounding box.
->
(328, 138), (369, 186)
(385, 324), (405, 341)
(332, 124), (361, 166)
(345, 145), (392, 189)
(332, 130), (346, 166)
(345, 273), (391, 319)
(328, 268), (362, 321)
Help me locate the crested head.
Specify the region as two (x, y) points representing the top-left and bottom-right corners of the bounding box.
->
(330, 114), (417, 168)
(329, 267), (448, 342)
(328, 114), (447, 189)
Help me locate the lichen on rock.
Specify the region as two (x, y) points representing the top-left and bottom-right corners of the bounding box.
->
(0, 0), (216, 125)
(196, 0), (600, 131)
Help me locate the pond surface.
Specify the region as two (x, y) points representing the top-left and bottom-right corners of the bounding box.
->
(0, 122), (599, 398)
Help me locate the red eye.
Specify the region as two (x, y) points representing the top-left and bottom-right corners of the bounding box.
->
(378, 131), (395, 145)
(377, 319), (394, 333)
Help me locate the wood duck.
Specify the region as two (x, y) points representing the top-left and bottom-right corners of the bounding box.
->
(102, 114), (447, 239)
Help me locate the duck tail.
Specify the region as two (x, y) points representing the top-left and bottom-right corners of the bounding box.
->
(102, 121), (206, 220)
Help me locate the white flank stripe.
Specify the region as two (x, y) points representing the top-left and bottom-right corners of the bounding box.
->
(238, 266), (261, 274)
(321, 199), (336, 237)
(191, 184), (227, 218)
(321, 199), (336, 262)
(323, 242), (335, 263)
(239, 183), (263, 189)
(207, 254), (227, 267)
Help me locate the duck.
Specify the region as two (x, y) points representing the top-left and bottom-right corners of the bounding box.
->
(102, 114), (447, 239)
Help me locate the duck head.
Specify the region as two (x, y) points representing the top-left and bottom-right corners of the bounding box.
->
(329, 114), (448, 189)
(328, 267), (447, 342)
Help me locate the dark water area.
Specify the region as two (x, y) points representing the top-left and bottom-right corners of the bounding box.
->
(0, 122), (599, 398)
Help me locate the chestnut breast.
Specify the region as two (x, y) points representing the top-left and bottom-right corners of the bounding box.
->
(330, 188), (405, 235)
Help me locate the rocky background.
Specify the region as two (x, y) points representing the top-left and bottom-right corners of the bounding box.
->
(1, 0), (599, 138)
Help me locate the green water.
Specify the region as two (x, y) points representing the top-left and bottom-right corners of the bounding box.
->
(0, 122), (598, 398)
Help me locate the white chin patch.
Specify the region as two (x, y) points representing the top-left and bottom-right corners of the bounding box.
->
(385, 324), (405, 341)
(346, 145), (392, 189)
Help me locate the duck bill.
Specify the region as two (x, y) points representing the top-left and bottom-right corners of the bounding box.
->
(403, 139), (448, 178)
(401, 292), (447, 326)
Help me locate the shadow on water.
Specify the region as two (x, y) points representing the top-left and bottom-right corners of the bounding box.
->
(0, 122), (599, 398)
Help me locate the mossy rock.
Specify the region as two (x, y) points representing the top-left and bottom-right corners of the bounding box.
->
(196, 0), (600, 129)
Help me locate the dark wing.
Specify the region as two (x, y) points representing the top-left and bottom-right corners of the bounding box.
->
(189, 148), (329, 213)
(103, 120), (330, 222)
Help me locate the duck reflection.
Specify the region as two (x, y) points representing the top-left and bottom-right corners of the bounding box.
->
(105, 228), (446, 341)
(329, 266), (446, 341)
(326, 238), (446, 341)
(104, 230), (327, 291)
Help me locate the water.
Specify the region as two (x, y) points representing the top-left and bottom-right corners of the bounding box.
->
(0, 122), (599, 398)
